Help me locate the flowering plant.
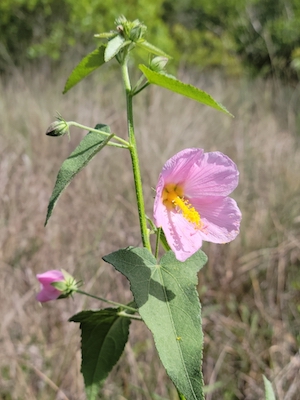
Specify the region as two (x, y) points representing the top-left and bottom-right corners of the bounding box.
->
(154, 148), (241, 261)
(36, 15), (274, 400)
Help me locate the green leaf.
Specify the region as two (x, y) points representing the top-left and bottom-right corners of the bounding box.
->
(136, 40), (172, 58)
(263, 376), (276, 400)
(63, 46), (106, 93)
(70, 309), (131, 400)
(94, 32), (117, 39)
(139, 65), (233, 117)
(159, 228), (171, 252)
(104, 35), (128, 62)
(103, 247), (207, 400)
(45, 124), (113, 226)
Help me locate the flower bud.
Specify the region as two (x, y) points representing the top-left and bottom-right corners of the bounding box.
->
(46, 117), (69, 137)
(115, 16), (146, 42)
(36, 269), (78, 302)
(150, 56), (169, 72)
(129, 23), (147, 42)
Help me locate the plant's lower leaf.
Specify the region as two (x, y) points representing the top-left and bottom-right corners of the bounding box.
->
(70, 308), (131, 400)
(139, 64), (233, 117)
(103, 247), (207, 400)
(63, 46), (106, 93)
(263, 376), (276, 400)
(45, 124), (113, 225)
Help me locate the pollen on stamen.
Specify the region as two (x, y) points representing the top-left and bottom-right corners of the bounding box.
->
(173, 196), (203, 229)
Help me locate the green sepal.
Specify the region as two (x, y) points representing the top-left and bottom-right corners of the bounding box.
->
(63, 46), (106, 93)
(136, 39), (172, 58)
(45, 124), (113, 226)
(263, 376), (276, 400)
(103, 247), (207, 400)
(139, 64), (233, 117)
(70, 308), (131, 400)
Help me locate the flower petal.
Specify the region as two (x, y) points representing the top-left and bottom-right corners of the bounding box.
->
(193, 196), (241, 243)
(36, 286), (61, 302)
(160, 148), (204, 185)
(36, 270), (64, 284)
(36, 270), (64, 302)
(184, 151), (239, 198)
(156, 203), (203, 262)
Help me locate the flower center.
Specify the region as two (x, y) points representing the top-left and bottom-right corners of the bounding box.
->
(162, 183), (203, 228)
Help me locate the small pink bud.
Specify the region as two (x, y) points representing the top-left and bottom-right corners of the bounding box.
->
(36, 269), (77, 302)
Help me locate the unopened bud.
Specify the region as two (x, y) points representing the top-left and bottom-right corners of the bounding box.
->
(150, 56), (169, 72)
(52, 269), (78, 298)
(36, 269), (78, 302)
(129, 23), (147, 42)
(115, 16), (146, 42)
(46, 117), (69, 137)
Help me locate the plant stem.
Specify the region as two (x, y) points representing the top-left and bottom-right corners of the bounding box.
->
(106, 142), (129, 149)
(68, 121), (129, 146)
(117, 310), (142, 321)
(133, 82), (150, 97)
(121, 62), (151, 252)
(76, 289), (138, 312)
(155, 227), (161, 259)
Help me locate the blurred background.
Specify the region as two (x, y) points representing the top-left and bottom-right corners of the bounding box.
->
(0, 1), (300, 399)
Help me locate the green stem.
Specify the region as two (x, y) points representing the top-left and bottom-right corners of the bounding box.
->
(121, 62), (151, 252)
(155, 227), (161, 259)
(106, 142), (129, 149)
(76, 289), (138, 313)
(118, 310), (142, 321)
(133, 82), (150, 97)
(68, 121), (129, 146)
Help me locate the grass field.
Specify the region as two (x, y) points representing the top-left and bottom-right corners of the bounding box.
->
(0, 63), (300, 400)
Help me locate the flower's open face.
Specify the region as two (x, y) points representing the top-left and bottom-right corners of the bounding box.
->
(154, 148), (242, 262)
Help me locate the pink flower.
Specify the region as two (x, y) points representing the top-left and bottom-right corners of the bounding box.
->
(36, 270), (65, 302)
(153, 148), (242, 262)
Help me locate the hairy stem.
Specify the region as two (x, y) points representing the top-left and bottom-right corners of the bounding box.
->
(121, 62), (151, 251)
(76, 290), (138, 313)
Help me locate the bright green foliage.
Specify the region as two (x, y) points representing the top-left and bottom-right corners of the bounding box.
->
(2, 0), (299, 78)
(139, 64), (233, 116)
(263, 376), (276, 400)
(104, 36), (130, 62)
(70, 309), (131, 400)
(45, 124), (113, 225)
(63, 46), (106, 93)
(0, 0), (175, 65)
(136, 40), (171, 58)
(103, 247), (207, 400)
(162, 0), (300, 78)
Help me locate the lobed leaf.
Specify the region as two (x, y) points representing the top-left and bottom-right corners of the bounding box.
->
(139, 64), (233, 116)
(45, 124), (113, 226)
(103, 247), (207, 400)
(70, 309), (131, 400)
(63, 46), (106, 93)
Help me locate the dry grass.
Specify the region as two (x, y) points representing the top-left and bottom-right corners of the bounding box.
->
(0, 63), (300, 400)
